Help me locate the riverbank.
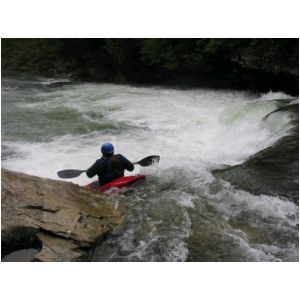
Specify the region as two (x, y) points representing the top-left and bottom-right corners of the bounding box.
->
(2, 39), (298, 96)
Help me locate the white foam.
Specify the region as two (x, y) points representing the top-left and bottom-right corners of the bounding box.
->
(210, 185), (298, 227)
(2, 84), (296, 184)
(259, 91), (294, 101)
(224, 230), (274, 261)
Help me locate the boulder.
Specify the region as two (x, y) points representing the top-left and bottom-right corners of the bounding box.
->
(1, 169), (123, 261)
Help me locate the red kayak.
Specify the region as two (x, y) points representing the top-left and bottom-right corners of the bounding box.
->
(85, 174), (146, 192)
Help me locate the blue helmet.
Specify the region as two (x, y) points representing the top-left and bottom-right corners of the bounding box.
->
(101, 143), (114, 155)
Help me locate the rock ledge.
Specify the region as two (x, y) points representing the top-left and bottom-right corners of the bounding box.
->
(1, 169), (123, 262)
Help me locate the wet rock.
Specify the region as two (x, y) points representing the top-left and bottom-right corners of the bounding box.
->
(213, 104), (299, 203)
(1, 169), (123, 262)
(213, 132), (299, 204)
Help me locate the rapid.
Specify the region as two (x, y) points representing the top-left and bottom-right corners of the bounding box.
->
(1, 72), (299, 261)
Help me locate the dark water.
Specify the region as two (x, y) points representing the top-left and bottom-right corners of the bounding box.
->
(2, 249), (39, 262)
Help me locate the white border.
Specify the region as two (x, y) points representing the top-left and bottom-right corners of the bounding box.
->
(0, 0), (300, 37)
(1, 1), (299, 300)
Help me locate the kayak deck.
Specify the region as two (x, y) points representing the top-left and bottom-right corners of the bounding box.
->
(85, 174), (146, 192)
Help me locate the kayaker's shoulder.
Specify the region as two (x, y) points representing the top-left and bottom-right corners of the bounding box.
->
(94, 158), (106, 165)
(116, 154), (131, 162)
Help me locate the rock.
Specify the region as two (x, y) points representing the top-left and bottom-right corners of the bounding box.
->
(213, 132), (299, 204)
(1, 169), (123, 261)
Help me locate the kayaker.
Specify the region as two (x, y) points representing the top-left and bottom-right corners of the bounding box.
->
(86, 143), (134, 186)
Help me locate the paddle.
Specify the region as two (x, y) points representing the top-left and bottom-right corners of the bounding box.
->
(57, 155), (160, 179)
(134, 155), (160, 167)
(57, 169), (86, 179)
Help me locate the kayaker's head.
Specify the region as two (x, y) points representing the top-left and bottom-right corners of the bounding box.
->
(101, 143), (114, 157)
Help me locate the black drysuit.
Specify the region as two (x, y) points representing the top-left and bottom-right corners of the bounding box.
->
(86, 154), (134, 185)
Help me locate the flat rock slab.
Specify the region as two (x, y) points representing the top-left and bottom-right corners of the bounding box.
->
(1, 169), (123, 261)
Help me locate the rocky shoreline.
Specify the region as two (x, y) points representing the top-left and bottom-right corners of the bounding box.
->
(1, 169), (123, 262)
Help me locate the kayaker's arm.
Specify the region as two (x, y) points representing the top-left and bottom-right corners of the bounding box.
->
(120, 155), (134, 172)
(86, 159), (104, 178)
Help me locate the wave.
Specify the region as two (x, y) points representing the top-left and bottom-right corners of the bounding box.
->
(213, 104), (299, 204)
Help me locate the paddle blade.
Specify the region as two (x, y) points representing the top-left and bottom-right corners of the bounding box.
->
(134, 155), (160, 167)
(57, 169), (86, 179)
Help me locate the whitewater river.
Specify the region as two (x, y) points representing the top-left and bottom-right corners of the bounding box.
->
(1, 72), (299, 261)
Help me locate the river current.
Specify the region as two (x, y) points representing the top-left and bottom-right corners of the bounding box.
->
(1, 72), (299, 261)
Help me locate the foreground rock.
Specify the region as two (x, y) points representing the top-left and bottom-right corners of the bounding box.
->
(1, 169), (123, 262)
